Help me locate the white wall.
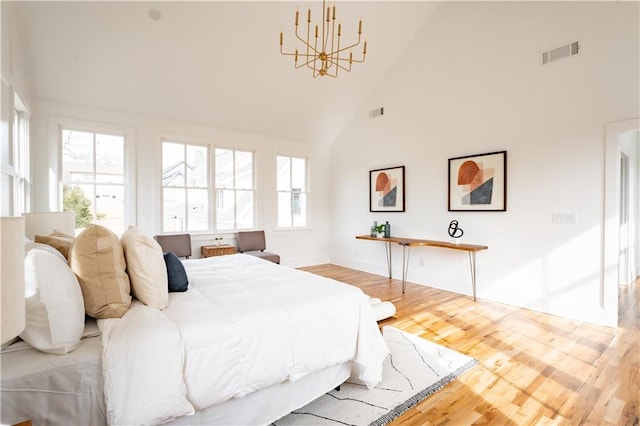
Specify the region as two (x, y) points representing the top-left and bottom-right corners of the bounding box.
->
(1, 1), (30, 103)
(1, 1), (31, 215)
(329, 2), (639, 326)
(30, 100), (332, 267)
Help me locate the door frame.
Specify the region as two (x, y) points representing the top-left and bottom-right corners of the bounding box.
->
(604, 118), (639, 326)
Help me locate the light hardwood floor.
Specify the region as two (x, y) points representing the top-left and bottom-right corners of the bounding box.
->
(299, 265), (640, 426)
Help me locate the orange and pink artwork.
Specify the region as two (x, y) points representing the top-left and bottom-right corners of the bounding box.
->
(370, 166), (405, 212)
(448, 151), (506, 211)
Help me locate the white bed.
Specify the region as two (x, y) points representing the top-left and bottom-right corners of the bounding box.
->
(1, 252), (388, 425)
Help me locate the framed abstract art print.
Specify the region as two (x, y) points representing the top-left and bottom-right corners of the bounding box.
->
(448, 151), (506, 211)
(370, 166), (405, 212)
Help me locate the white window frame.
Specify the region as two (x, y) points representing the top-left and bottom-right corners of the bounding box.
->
(53, 117), (136, 233)
(276, 154), (309, 229)
(214, 146), (256, 231)
(1, 82), (30, 216)
(12, 95), (30, 215)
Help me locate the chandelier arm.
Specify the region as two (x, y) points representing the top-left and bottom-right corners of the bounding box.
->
(335, 60), (353, 72)
(308, 30), (320, 72)
(293, 21), (321, 57)
(331, 52), (365, 64)
(327, 35), (363, 56)
(333, 31), (341, 77)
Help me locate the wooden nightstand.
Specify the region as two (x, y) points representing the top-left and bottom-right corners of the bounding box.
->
(201, 245), (236, 258)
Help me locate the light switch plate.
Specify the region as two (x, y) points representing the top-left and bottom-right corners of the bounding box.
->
(552, 211), (576, 224)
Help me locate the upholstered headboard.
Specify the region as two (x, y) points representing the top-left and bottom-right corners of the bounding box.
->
(23, 212), (76, 239)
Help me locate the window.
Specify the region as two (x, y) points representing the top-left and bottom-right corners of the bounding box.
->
(61, 128), (126, 234)
(277, 155), (307, 227)
(12, 97), (30, 215)
(1, 91), (30, 216)
(162, 142), (209, 232)
(215, 148), (254, 230)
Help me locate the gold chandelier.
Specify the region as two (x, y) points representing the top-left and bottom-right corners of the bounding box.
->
(279, 0), (367, 78)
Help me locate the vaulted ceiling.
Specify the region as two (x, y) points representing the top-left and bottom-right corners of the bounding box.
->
(15, 1), (441, 144)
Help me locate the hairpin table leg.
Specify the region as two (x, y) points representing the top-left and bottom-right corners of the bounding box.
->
(400, 242), (411, 294)
(384, 240), (392, 279)
(469, 251), (477, 302)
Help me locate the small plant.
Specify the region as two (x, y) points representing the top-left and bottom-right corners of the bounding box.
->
(214, 236), (223, 245)
(374, 224), (385, 235)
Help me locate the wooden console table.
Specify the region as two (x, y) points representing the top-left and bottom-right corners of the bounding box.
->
(201, 244), (236, 258)
(355, 235), (488, 301)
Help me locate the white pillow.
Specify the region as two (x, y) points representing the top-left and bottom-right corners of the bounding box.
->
(121, 227), (169, 310)
(20, 248), (85, 354)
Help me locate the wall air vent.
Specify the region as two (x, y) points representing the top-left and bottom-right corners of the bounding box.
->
(369, 107), (384, 119)
(541, 40), (579, 65)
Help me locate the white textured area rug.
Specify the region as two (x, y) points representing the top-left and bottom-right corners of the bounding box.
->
(272, 326), (477, 426)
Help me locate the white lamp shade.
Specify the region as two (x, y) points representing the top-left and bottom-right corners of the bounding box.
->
(1, 216), (26, 345)
(23, 211), (75, 239)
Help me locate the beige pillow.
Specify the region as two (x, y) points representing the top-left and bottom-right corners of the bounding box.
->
(121, 226), (169, 310)
(69, 225), (131, 319)
(34, 230), (75, 260)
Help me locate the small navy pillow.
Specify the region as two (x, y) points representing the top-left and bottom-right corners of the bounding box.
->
(163, 252), (189, 292)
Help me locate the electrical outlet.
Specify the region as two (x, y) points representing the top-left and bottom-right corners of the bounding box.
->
(552, 211), (576, 224)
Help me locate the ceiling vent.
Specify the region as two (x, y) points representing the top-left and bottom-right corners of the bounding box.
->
(541, 41), (579, 65)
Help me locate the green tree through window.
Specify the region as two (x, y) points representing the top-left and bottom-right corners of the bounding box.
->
(63, 185), (93, 228)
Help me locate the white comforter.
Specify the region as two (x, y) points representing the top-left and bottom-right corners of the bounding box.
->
(99, 254), (388, 425)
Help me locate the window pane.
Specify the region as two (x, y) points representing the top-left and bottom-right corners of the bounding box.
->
(186, 145), (208, 188)
(277, 156), (291, 191)
(95, 185), (124, 233)
(68, 173), (96, 184)
(235, 190), (254, 229)
(293, 192), (307, 227)
(235, 151), (253, 190)
(163, 142), (185, 187)
(95, 174), (124, 184)
(215, 148), (233, 189)
(187, 188), (208, 231)
(216, 189), (235, 230)
(96, 134), (124, 185)
(278, 192), (292, 227)
(291, 157), (306, 191)
(163, 187), (186, 232)
(62, 130), (93, 184)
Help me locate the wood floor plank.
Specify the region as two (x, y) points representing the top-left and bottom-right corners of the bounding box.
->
(299, 265), (640, 425)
